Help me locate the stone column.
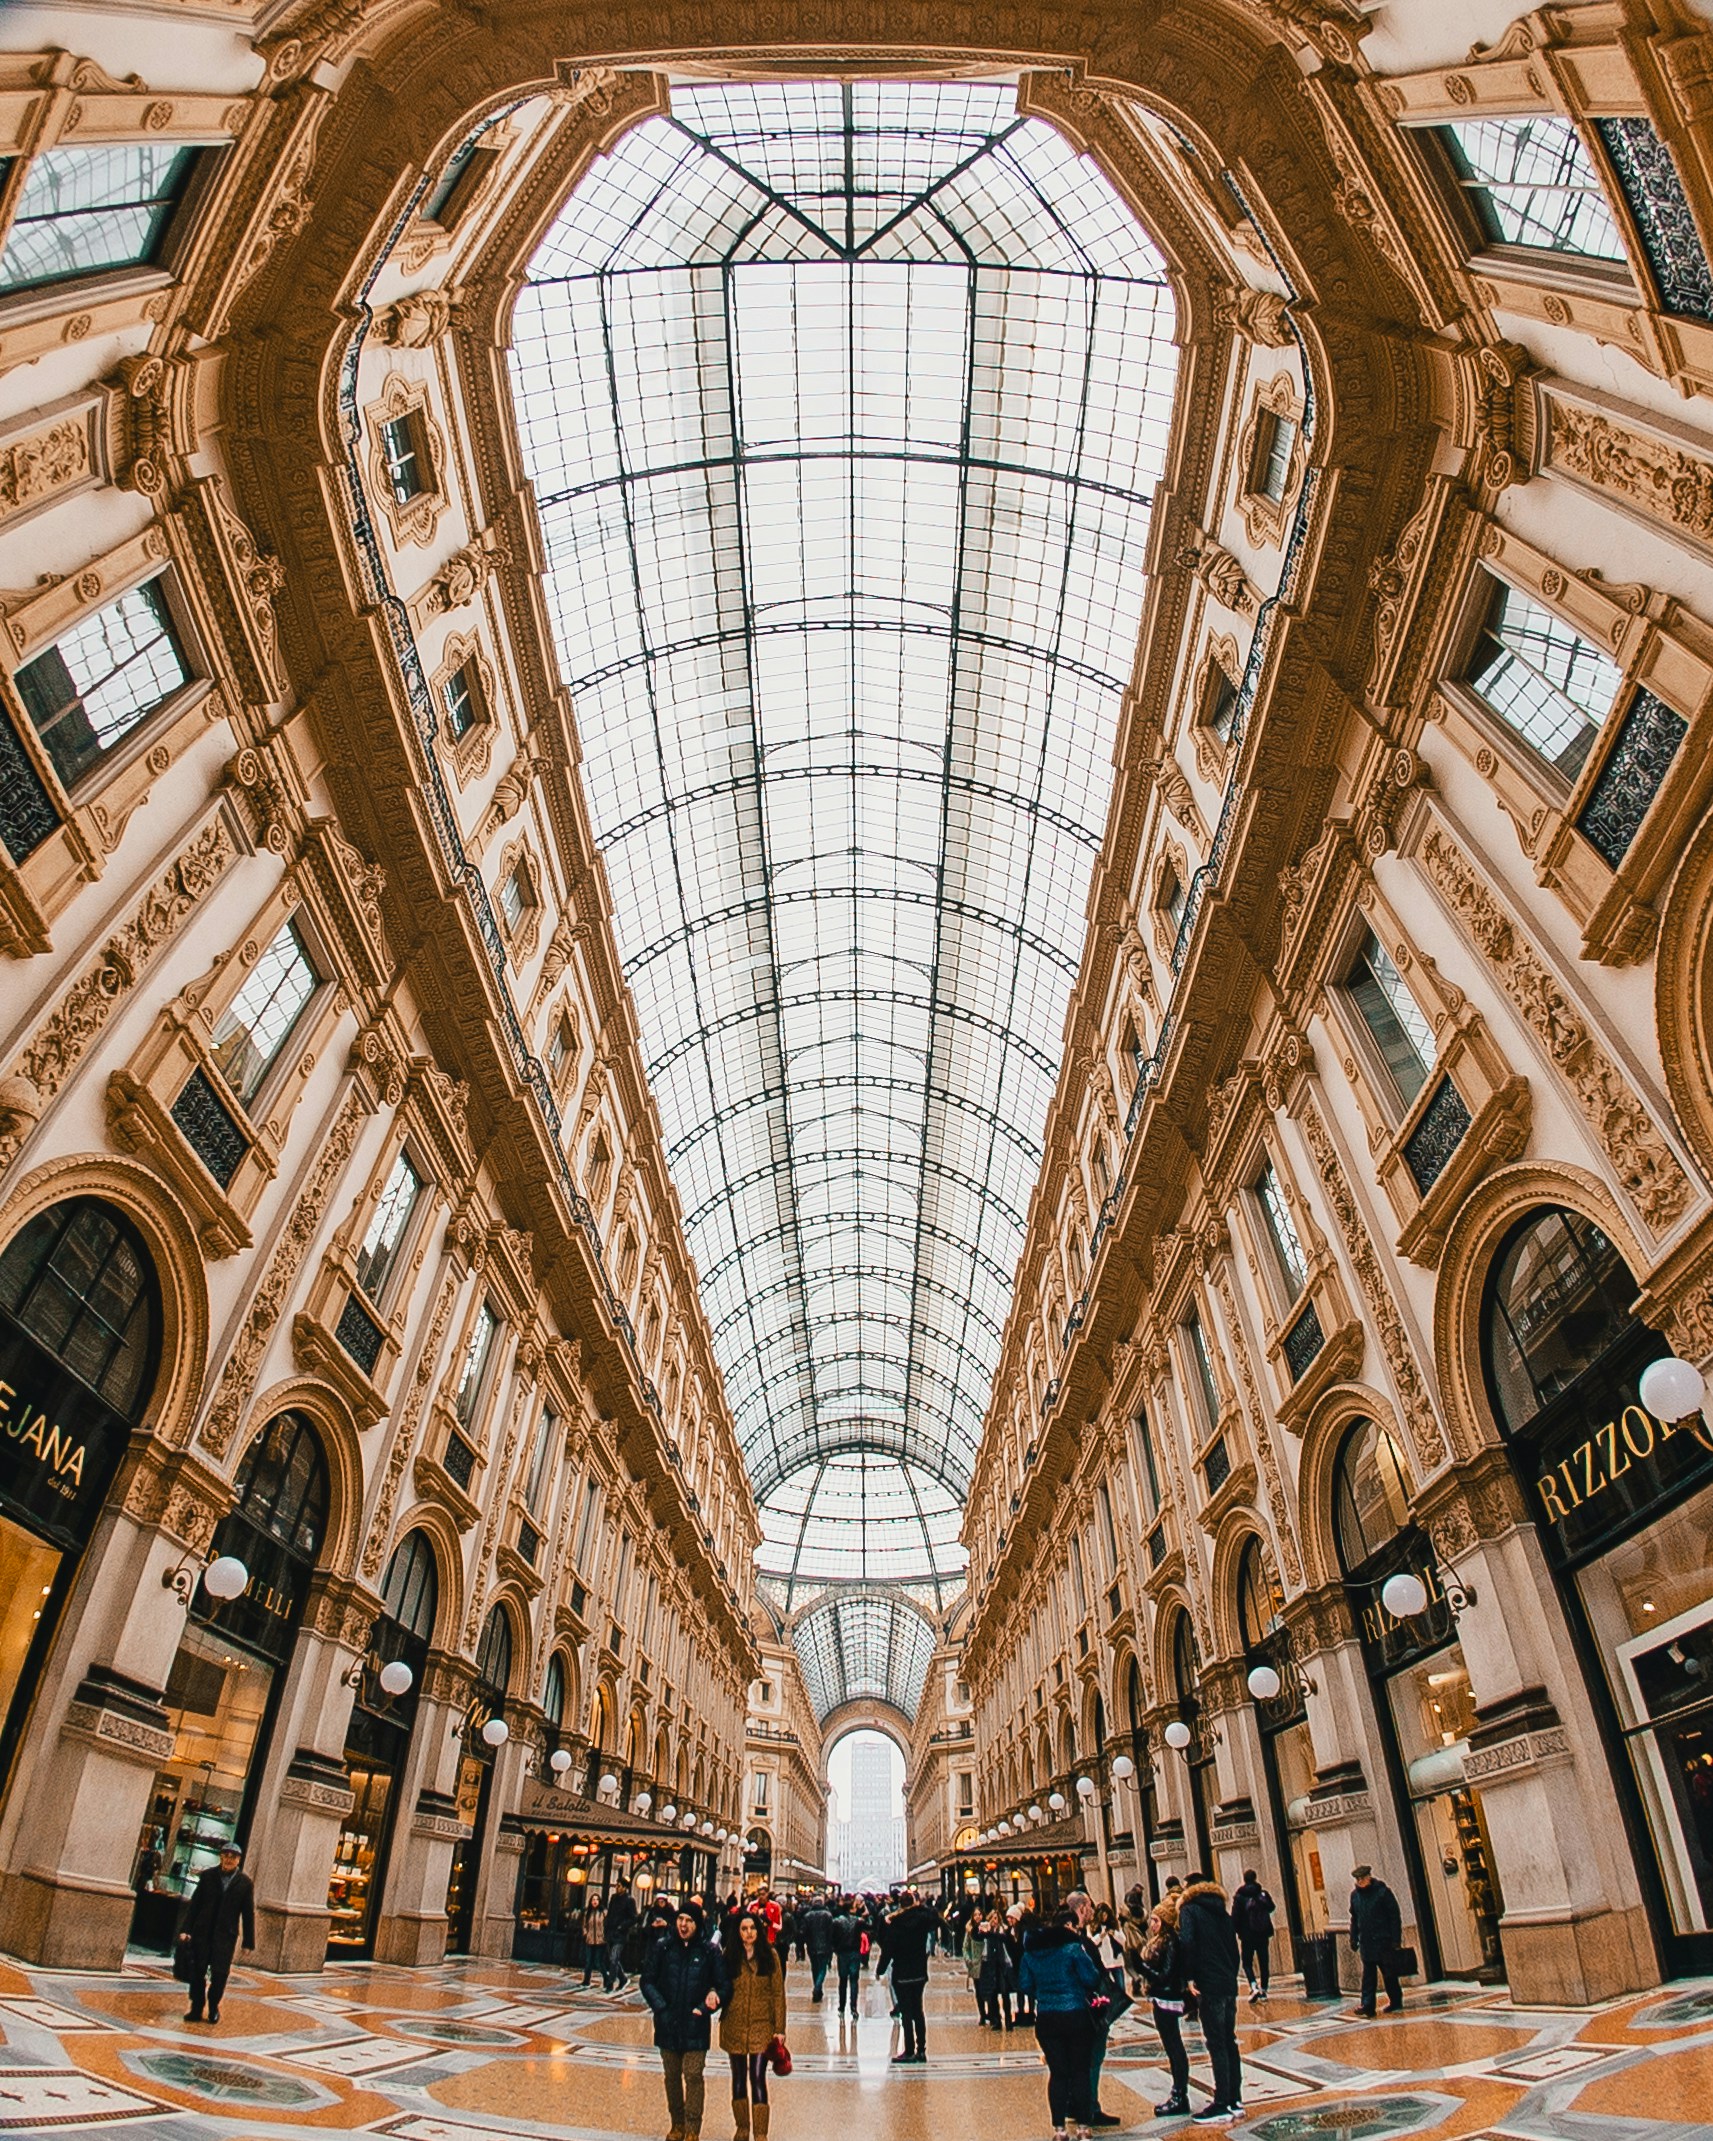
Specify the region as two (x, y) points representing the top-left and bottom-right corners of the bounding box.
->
(245, 1573), (375, 1972)
(1419, 1454), (1656, 2003)
(373, 1651), (469, 1966)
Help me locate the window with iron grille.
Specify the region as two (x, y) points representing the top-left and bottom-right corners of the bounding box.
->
(1202, 1434), (1232, 1497)
(1282, 1301), (1325, 1384)
(1402, 1076), (1473, 1194)
(13, 579), (192, 791)
(170, 1068), (246, 1187)
(335, 1292), (386, 1375)
(0, 705), (61, 863)
(443, 1429), (477, 1490)
(1575, 687), (1687, 867)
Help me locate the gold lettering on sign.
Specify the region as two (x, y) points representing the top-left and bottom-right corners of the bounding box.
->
(1534, 1404), (1713, 1525)
(0, 1379), (88, 1495)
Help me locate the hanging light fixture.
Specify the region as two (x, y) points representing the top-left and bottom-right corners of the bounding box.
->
(378, 1659), (414, 1698)
(1640, 1355), (1707, 1422)
(1246, 1664), (1282, 1701)
(1164, 1721), (1192, 1751)
(1047, 1790), (1066, 1813)
(1110, 1755), (1135, 1782)
(1379, 1571), (1428, 1621)
(1075, 1776), (1096, 1801)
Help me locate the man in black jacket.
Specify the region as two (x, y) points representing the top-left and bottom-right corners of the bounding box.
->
(828, 1897), (863, 2017)
(1176, 1874), (1244, 2123)
(884, 1893), (936, 2063)
(1349, 1866), (1406, 2017)
(176, 1843), (256, 2025)
(641, 1902), (722, 2141)
(801, 1896), (835, 2002)
(605, 1880), (639, 1990)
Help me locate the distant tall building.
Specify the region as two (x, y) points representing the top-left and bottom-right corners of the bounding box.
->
(831, 1740), (906, 1891)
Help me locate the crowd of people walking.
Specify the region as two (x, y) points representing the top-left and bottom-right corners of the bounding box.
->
(553, 1858), (1409, 2141)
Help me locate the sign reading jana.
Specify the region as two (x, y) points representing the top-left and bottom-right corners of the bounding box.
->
(0, 1317), (131, 1549)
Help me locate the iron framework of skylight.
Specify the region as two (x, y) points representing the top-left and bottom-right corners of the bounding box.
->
(792, 1587), (938, 1724)
(510, 79), (1177, 1623)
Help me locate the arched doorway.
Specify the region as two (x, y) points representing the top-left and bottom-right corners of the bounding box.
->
(446, 1603), (512, 1953)
(136, 1410), (330, 1945)
(1168, 1611), (1213, 1871)
(1123, 1657), (1161, 1904)
(328, 1527), (439, 1956)
(1480, 1205), (1713, 1974)
(1236, 1537), (1320, 1954)
(0, 1198), (161, 1800)
(1332, 1417), (1503, 1982)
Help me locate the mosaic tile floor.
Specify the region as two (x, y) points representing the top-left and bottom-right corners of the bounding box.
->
(0, 1947), (1701, 2138)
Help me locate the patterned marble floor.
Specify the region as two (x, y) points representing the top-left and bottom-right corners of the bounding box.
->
(0, 1945), (1704, 2139)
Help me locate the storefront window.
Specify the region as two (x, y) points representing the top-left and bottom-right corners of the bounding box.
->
(133, 1413), (328, 1945)
(1481, 1206), (1713, 1964)
(328, 1528), (439, 1955)
(0, 1200), (159, 1794)
(446, 1603), (512, 1952)
(1272, 1719), (1329, 1937)
(1387, 1645), (1503, 1977)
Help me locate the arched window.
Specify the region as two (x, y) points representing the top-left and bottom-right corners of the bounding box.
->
(0, 1198), (160, 1419)
(206, 1412), (329, 1660)
(542, 1652), (566, 1731)
(475, 1603), (512, 1703)
(1332, 1418), (1413, 1575)
(1483, 1206), (1637, 1436)
(1172, 1610), (1199, 1706)
(367, 1528), (437, 1724)
(1060, 1713), (1077, 1771)
(1237, 1536), (1283, 1651)
(1126, 1657), (1144, 1736)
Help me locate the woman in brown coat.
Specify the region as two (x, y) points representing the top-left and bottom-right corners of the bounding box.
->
(719, 1910), (787, 2138)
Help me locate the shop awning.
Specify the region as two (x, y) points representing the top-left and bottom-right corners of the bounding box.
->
(952, 1813), (1091, 1862)
(513, 1780), (716, 1846)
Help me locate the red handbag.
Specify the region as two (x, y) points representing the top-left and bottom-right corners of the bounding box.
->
(767, 2035), (792, 2076)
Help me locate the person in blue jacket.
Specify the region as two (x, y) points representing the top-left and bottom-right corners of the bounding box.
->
(1019, 1903), (1106, 2140)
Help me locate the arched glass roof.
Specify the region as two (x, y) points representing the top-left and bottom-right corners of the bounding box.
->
(511, 79), (1177, 1612)
(793, 1587), (938, 1723)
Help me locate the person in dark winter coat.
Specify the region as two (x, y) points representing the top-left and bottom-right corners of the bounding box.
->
(829, 1900), (863, 2017)
(176, 1843), (256, 2025)
(1348, 1866), (1406, 2016)
(605, 1881), (639, 1988)
(641, 1903), (722, 2141)
(1137, 1895), (1192, 2118)
(1176, 1875), (1244, 2122)
(884, 1895), (936, 2062)
(1019, 1909), (1104, 2138)
(801, 1900), (835, 2002)
(1231, 1870), (1276, 2000)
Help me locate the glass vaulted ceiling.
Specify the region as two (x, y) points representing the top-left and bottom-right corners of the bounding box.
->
(511, 79), (1177, 1630)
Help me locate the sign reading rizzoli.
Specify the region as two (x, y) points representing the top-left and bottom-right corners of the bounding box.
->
(1524, 1349), (1713, 1568)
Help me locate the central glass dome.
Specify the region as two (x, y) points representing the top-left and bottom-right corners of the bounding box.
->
(510, 79), (1177, 1660)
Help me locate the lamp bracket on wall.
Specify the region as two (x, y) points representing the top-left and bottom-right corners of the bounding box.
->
(161, 1551), (249, 1610)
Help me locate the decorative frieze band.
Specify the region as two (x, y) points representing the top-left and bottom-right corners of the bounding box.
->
(199, 1083), (370, 1455)
(1418, 823), (1691, 1232)
(1295, 1093), (1449, 1471)
(1543, 388), (1713, 555)
(0, 817), (235, 1177)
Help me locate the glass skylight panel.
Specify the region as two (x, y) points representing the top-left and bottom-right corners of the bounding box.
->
(512, 79), (1176, 1602)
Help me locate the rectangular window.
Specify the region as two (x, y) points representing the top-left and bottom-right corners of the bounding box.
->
(442, 663), (479, 740)
(423, 137), (498, 228)
(1205, 666), (1240, 743)
(13, 579), (192, 790)
(1255, 1160), (1308, 1297)
(1437, 117), (1625, 261)
(524, 1405), (557, 1513)
(752, 1771), (769, 1810)
(0, 144), (203, 295)
(455, 1302), (498, 1426)
(573, 1477), (602, 1572)
(499, 865), (528, 932)
(355, 1152), (421, 1300)
(1184, 1310), (1220, 1429)
(547, 1020), (571, 1082)
(612, 1532), (632, 1619)
(1098, 1481), (1119, 1571)
(957, 1771), (974, 1815)
(1253, 412), (1297, 503)
(380, 414), (428, 503)
(1070, 1532), (1087, 1612)
(1162, 871), (1187, 936)
(209, 918), (318, 1104)
(1133, 1408), (1161, 1516)
(1468, 576), (1623, 782)
(1345, 929), (1434, 1109)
